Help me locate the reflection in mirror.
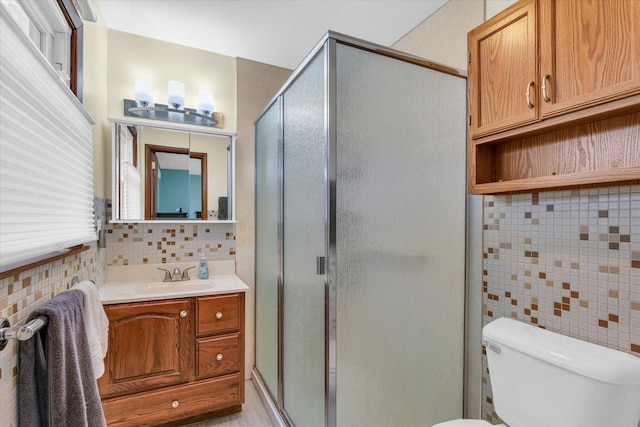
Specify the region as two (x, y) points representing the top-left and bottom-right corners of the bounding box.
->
(113, 121), (234, 222)
(146, 146), (198, 218)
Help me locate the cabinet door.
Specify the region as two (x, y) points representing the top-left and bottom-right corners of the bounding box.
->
(539, 0), (640, 118)
(468, 0), (538, 138)
(98, 299), (193, 398)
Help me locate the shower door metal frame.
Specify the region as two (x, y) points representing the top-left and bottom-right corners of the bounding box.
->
(253, 93), (284, 422)
(324, 37), (338, 427)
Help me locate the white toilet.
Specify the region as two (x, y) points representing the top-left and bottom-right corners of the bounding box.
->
(435, 317), (640, 427)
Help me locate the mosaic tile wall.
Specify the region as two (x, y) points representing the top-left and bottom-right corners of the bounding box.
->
(481, 185), (640, 423)
(0, 196), (108, 427)
(105, 222), (236, 266)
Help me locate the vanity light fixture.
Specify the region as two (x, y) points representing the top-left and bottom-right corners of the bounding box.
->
(167, 80), (185, 110)
(134, 78), (153, 107)
(125, 78), (222, 128)
(198, 89), (214, 116)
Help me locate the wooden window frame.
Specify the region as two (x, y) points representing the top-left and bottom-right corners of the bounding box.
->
(56, 0), (83, 101)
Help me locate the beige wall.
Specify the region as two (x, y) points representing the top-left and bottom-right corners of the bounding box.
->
(392, 0), (485, 72)
(83, 1), (109, 198)
(486, 0), (518, 19)
(236, 57), (292, 379)
(105, 29), (237, 196)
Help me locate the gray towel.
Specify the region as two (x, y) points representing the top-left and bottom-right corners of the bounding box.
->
(18, 290), (106, 427)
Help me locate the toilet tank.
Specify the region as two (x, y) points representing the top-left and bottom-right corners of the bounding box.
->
(483, 317), (640, 427)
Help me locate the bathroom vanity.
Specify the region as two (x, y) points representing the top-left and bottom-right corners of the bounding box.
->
(98, 264), (248, 426)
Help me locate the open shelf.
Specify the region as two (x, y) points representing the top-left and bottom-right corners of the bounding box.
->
(469, 111), (640, 194)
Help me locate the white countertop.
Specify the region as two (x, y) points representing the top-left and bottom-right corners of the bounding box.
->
(100, 274), (249, 304)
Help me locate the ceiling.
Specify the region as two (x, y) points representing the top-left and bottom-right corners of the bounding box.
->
(96, 0), (448, 70)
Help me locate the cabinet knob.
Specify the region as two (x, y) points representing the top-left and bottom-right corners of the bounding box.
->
(526, 81), (535, 109)
(171, 400), (179, 408)
(180, 310), (187, 318)
(215, 312), (223, 320)
(216, 353), (224, 361)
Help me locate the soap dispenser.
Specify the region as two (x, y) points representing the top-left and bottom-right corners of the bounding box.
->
(198, 254), (209, 279)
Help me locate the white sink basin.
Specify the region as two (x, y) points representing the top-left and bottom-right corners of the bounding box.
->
(135, 280), (215, 295)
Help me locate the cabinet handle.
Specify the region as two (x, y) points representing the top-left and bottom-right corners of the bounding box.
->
(215, 312), (223, 320)
(171, 400), (179, 408)
(216, 353), (224, 361)
(179, 310), (187, 318)
(542, 74), (551, 102)
(526, 81), (535, 109)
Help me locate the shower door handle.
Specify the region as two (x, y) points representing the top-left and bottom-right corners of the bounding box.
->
(316, 257), (326, 275)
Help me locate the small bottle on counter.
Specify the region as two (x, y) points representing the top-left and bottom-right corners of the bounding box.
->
(198, 254), (209, 279)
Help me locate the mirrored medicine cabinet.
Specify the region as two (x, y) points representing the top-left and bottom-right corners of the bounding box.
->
(111, 119), (235, 223)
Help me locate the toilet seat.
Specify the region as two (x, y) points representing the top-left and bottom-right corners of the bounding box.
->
(432, 420), (506, 427)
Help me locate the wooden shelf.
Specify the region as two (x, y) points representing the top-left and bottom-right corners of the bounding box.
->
(469, 111), (640, 194)
(471, 166), (640, 195)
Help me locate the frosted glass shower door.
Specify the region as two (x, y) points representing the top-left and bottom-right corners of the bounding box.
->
(334, 44), (467, 426)
(255, 98), (281, 399)
(281, 51), (326, 427)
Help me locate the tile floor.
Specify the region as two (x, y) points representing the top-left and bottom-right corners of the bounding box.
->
(184, 380), (273, 427)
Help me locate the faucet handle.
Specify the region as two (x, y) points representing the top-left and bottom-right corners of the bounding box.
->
(181, 266), (195, 280)
(157, 267), (172, 282)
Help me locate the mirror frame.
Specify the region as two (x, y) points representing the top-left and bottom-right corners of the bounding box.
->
(110, 117), (236, 224)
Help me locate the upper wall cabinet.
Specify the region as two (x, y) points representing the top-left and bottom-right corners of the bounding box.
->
(467, 0), (640, 194)
(468, 0), (538, 138)
(539, 0), (640, 119)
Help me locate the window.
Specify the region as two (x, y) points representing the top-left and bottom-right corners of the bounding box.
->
(1, 0), (88, 100)
(0, 0), (95, 274)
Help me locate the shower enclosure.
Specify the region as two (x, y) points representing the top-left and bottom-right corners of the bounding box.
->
(255, 32), (467, 427)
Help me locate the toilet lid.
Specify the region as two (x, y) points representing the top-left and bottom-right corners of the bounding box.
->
(432, 420), (503, 427)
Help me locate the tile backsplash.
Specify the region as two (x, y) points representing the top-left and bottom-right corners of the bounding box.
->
(481, 185), (640, 423)
(106, 222), (236, 266)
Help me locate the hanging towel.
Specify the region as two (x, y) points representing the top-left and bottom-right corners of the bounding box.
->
(72, 280), (109, 379)
(18, 290), (107, 427)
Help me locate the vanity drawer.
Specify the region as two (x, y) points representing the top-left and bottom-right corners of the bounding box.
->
(197, 333), (241, 379)
(197, 294), (240, 335)
(101, 373), (241, 427)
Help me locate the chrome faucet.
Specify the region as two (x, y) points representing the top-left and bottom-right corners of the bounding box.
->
(157, 266), (195, 282)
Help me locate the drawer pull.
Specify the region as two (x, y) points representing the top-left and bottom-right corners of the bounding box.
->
(215, 312), (223, 320)
(542, 74), (551, 102)
(171, 400), (179, 408)
(216, 353), (224, 361)
(180, 310), (187, 318)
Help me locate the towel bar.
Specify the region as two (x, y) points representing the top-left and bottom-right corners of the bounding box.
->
(0, 275), (89, 351)
(0, 316), (48, 350)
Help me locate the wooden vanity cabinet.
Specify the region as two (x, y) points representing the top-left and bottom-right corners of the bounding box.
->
(467, 0), (640, 194)
(99, 292), (245, 427)
(98, 299), (193, 397)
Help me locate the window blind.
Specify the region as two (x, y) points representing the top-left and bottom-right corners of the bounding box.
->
(122, 162), (142, 219)
(0, 7), (95, 271)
